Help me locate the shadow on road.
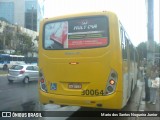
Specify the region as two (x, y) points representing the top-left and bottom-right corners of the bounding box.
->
(21, 101), (37, 111)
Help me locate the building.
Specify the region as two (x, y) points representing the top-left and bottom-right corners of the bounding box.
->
(0, 1), (14, 24)
(25, 0), (37, 31)
(37, 0), (45, 31)
(0, 0), (38, 31)
(0, 20), (38, 57)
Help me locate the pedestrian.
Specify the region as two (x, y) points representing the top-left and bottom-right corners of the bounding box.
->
(148, 72), (160, 104)
(143, 70), (150, 101)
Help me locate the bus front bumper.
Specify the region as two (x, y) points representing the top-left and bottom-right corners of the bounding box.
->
(39, 90), (123, 109)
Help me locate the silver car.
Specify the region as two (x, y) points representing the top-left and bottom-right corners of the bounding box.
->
(7, 64), (39, 83)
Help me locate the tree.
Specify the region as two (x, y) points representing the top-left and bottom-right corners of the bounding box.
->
(155, 43), (160, 53)
(0, 33), (3, 50)
(0, 22), (37, 55)
(2, 25), (14, 49)
(15, 33), (33, 55)
(137, 41), (160, 61)
(136, 42), (147, 61)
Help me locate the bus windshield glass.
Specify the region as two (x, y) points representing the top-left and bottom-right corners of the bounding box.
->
(44, 16), (109, 49)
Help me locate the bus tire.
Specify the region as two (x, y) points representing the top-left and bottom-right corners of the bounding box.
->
(23, 77), (29, 84)
(3, 64), (8, 71)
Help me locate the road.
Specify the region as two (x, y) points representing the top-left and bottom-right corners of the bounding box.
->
(0, 75), (159, 120)
(0, 75), (39, 111)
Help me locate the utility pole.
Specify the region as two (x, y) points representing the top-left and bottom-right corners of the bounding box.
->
(147, 0), (154, 42)
(146, 0), (154, 75)
(141, 0), (155, 102)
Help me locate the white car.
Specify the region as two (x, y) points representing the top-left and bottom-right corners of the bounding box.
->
(7, 64), (39, 83)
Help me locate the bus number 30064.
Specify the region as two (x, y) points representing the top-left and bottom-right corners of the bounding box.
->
(81, 89), (105, 96)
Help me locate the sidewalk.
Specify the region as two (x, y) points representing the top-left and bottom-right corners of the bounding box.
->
(138, 80), (160, 111)
(138, 77), (160, 119)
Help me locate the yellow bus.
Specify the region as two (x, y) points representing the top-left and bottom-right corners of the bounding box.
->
(38, 11), (139, 109)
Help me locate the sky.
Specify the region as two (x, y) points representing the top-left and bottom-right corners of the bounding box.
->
(44, 0), (159, 46)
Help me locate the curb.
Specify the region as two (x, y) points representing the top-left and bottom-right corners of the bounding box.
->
(0, 74), (7, 76)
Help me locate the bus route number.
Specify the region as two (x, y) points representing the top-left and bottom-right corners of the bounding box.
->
(81, 89), (104, 96)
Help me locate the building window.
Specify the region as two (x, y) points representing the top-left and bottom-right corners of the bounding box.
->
(25, 0), (37, 31)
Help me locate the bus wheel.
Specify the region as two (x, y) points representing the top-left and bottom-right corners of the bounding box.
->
(23, 77), (29, 84)
(3, 64), (8, 71)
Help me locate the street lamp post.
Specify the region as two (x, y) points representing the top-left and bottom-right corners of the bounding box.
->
(146, 0), (155, 72)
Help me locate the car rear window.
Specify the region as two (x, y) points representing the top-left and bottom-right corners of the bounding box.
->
(10, 65), (23, 70)
(44, 16), (109, 49)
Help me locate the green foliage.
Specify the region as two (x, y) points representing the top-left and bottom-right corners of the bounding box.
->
(0, 34), (3, 50)
(137, 41), (160, 61)
(16, 33), (33, 55)
(1, 24), (37, 55)
(1, 25), (14, 49)
(5, 33), (13, 47)
(155, 43), (160, 53)
(136, 42), (147, 61)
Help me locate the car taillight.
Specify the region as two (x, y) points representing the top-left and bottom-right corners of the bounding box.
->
(39, 70), (47, 92)
(19, 70), (25, 74)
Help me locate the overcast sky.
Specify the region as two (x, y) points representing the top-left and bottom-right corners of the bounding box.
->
(44, 0), (159, 46)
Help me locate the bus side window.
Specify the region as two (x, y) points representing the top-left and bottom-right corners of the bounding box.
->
(128, 40), (134, 61)
(121, 28), (127, 60)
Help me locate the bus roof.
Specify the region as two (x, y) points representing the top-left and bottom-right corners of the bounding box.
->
(42, 11), (117, 23)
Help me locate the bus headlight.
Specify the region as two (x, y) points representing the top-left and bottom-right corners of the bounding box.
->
(105, 70), (118, 95)
(39, 70), (48, 92)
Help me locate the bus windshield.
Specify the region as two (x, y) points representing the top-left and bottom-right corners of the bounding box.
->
(44, 16), (109, 49)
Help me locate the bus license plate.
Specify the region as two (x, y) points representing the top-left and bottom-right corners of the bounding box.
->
(68, 83), (82, 89)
